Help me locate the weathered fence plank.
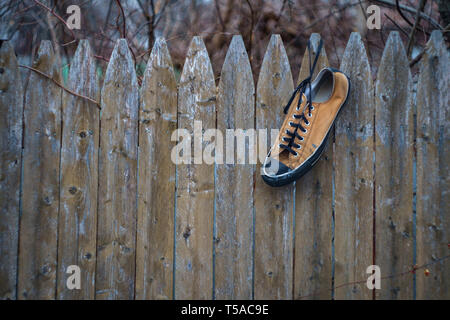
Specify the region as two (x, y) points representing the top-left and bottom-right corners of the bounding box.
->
(334, 32), (374, 300)
(175, 36), (216, 299)
(416, 31), (449, 300)
(375, 32), (414, 300)
(0, 41), (23, 300)
(56, 40), (99, 300)
(215, 35), (254, 300)
(136, 38), (177, 300)
(19, 41), (62, 299)
(96, 39), (139, 300)
(294, 33), (332, 299)
(255, 35), (294, 299)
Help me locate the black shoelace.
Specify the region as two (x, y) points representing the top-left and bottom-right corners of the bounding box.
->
(279, 39), (323, 156)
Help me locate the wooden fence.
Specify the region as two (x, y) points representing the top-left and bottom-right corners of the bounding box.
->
(0, 31), (448, 300)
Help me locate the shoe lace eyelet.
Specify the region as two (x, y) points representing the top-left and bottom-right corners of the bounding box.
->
(294, 152), (298, 157)
(308, 112), (312, 118)
(303, 128), (308, 133)
(311, 105), (315, 110)
(305, 120), (310, 126)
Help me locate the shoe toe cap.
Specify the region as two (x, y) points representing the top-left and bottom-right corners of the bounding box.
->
(263, 157), (291, 177)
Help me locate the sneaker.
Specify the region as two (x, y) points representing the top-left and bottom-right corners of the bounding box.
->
(261, 40), (350, 187)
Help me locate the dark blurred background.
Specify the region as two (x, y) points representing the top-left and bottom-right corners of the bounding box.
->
(1, 0), (448, 84)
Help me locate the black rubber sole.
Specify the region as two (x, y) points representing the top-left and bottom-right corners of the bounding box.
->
(261, 71), (351, 187)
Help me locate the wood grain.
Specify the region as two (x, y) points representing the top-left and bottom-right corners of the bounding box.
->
(334, 32), (374, 300)
(215, 35), (254, 300)
(175, 37), (215, 299)
(136, 38), (177, 300)
(57, 40), (99, 300)
(294, 33), (333, 300)
(19, 41), (62, 299)
(0, 41), (23, 300)
(255, 34), (294, 299)
(96, 39), (139, 300)
(375, 32), (414, 300)
(416, 31), (449, 300)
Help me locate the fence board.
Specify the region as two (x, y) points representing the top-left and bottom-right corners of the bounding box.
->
(416, 31), (449, 300)
(375, 32), (414, 299)
(136, 38), (177, 300)
(175, 36), (216, 299)
(0, 41), (23, 300)
(255, 34), (294, 299)
(18, 41), (61, 299)
(215, 35), (254, 299)
(96, 39), (139, 300)
(334, 32), (374, 300)
(294, 33), (332, 299)
(56, 40), (99, 299)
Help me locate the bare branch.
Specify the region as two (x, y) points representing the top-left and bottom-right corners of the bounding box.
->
(19, 64), (100, 108)
(406, 0), (427, 57)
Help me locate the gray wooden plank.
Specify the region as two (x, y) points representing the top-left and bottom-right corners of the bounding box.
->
(175, 36), (216, 299)
(255, 34), (294, 299)
(57, 40), (99, 300)
(375, 31), (414, 300)
(19, 40), (62, 299)
(136, 37), (177, 300)
(335, 32), (374, 300)
(96, 39), (139, 300)
(416, 30), (449, 300)
(215, 35), (254, 300)
(0, 41), (23, 300)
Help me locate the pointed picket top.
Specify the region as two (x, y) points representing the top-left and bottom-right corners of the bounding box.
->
(297, 33), (328, 84)
(67, 39), (98, 96)
(376, 31), (412, 89)
(341, 32), (371, 82)
(0, 41), (23, 300)
(378, 32), (410, 76)
(339, 32), (373, 140)
(0, 41), (23, 102)
(376, 31), (412, 145)
(32, 40), (60, 81)
(180, 36), (215, 93)
(0, 41), (20, 73)
(103, 39), (138, 94)
(142, 37), (176, 91)
(417, 30), (449, 101)
(416, 30), (449, 300)
(218, 35), (254, 128)
(257, 34), (293, 126)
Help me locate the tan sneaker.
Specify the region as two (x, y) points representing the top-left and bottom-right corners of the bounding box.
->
(262, 53), (350, 187)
